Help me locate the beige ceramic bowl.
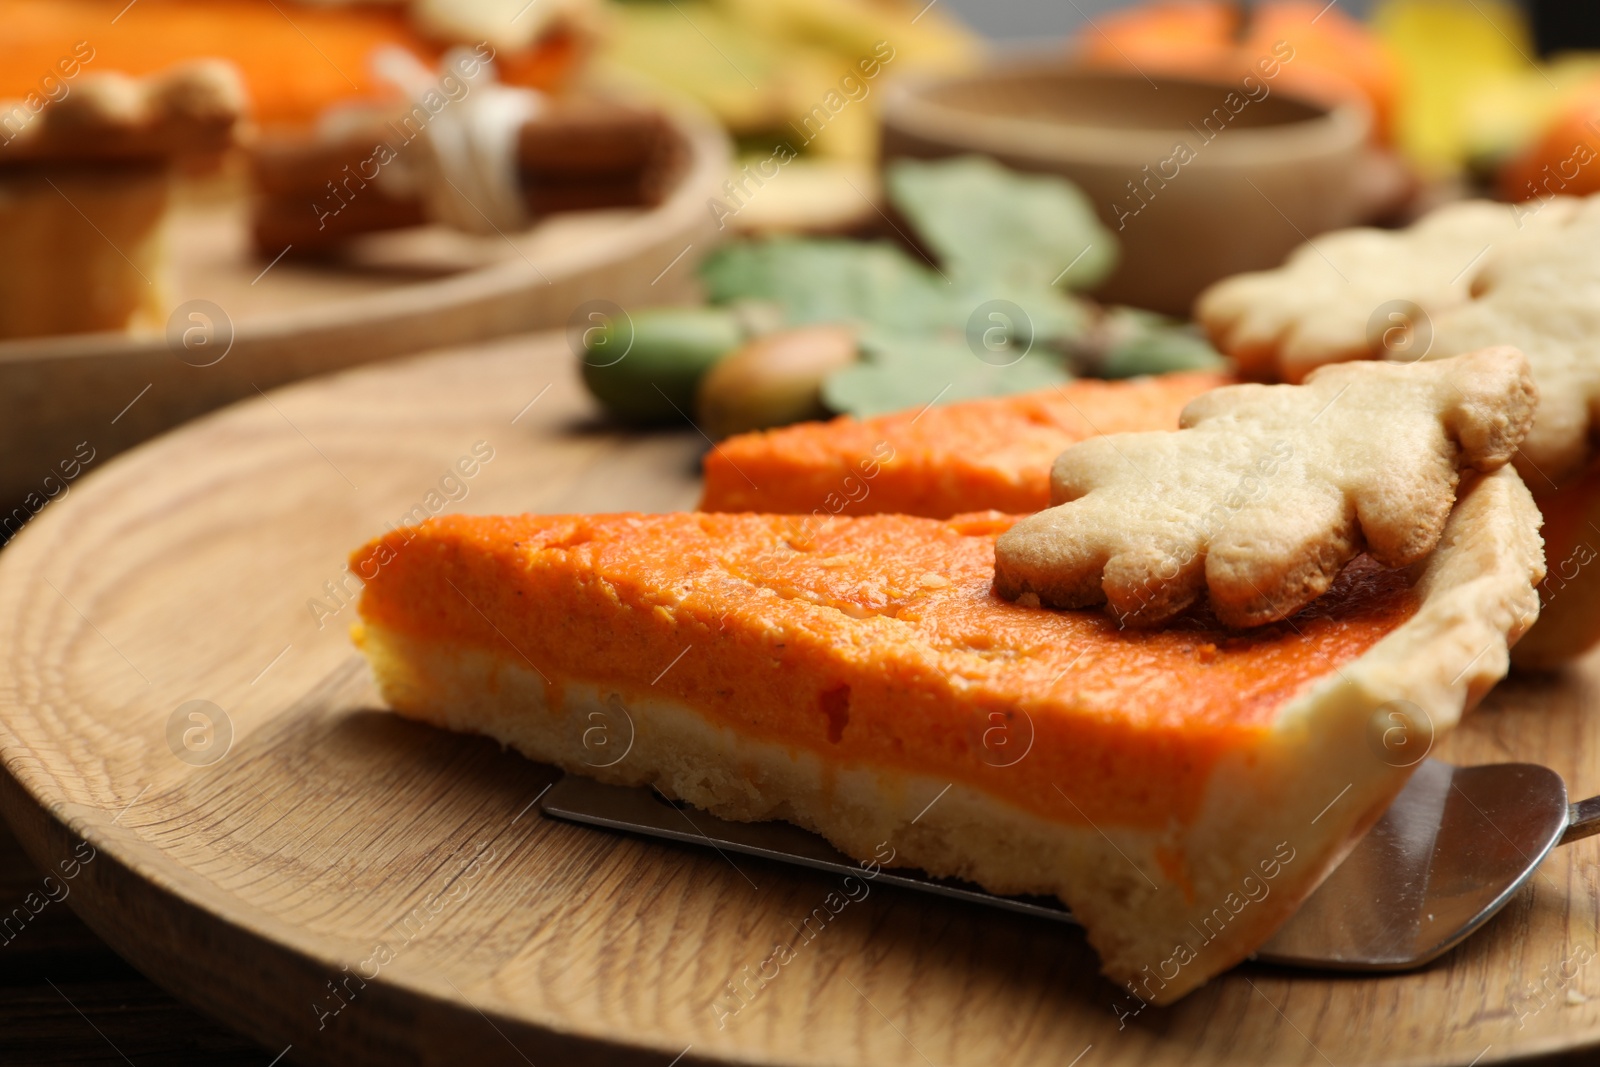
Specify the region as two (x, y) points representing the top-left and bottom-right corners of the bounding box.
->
(880, 61), (1376, 315)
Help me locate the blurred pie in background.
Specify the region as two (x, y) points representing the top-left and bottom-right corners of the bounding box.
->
(0, 0), (695, 340)
(0, 61), (247, 340)
(0, 0), (595, 130)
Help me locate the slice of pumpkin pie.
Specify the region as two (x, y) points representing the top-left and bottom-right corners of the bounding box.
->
(699, 370), (1229, 518)
(351, 465), (1541, 1001)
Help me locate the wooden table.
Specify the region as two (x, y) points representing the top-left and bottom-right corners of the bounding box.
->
(0, 817), (275, 1064)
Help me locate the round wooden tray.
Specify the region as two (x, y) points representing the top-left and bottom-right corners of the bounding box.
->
(0, 106), (727, 511)
(1, 333), (1598, 1067)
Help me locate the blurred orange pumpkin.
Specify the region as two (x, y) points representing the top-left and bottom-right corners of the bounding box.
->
(1499, 88), (1600, 204)
(1076, 0), (1400, 141)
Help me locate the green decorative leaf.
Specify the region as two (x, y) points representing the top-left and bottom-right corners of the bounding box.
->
(1083, 306), (1231, 379)
(699, 237), (953, 332)
(886, 155), (1119, 292)
(698, 239), (1094, 344)
(957, 285), (1093, 347)
(695, 158), (1141, 421)
(822, 330), (1072, 418)
(1100, 328), (1230, 378)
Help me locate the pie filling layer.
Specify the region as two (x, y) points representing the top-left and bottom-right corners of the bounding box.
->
(352, 510), (1416, 832)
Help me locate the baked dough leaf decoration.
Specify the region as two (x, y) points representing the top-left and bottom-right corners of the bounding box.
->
(1428, 197), (1600, 485)
(993, 347), (1537, 627)
(1198, 194), (1600, 486)
(1195, 200), (1546, 383)
(1, 60), (247, 164)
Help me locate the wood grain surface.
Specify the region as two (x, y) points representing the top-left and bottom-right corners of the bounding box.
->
(2, 332), (1600, 1067)
(0, 105), (727, 513)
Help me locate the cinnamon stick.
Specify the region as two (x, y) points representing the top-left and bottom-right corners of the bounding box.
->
(249, 98), (681, 254)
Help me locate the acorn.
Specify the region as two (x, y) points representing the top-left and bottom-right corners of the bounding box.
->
(696, 325), (859, 439)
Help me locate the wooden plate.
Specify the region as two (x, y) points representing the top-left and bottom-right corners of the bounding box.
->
(0, 105), (727, 511)
(2, 332), (1598, 1067)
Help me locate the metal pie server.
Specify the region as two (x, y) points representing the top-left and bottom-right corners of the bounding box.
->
(541, 759), (1595, 971)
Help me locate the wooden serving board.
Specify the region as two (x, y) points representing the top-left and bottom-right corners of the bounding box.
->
(0, 105), (727, 513)
(2, 332), (1599, 1067)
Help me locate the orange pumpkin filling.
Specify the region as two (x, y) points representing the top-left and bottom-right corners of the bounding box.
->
(699, 372), (1229, 518)
(353, 510), (1417, 832)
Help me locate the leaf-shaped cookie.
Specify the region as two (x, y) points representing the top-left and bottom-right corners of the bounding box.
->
(1427, 196), (1600, 485)
(1196, 199), (1576, 382)
(1197, 194), (1600, 486)
(993, 348), (1538, 627)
